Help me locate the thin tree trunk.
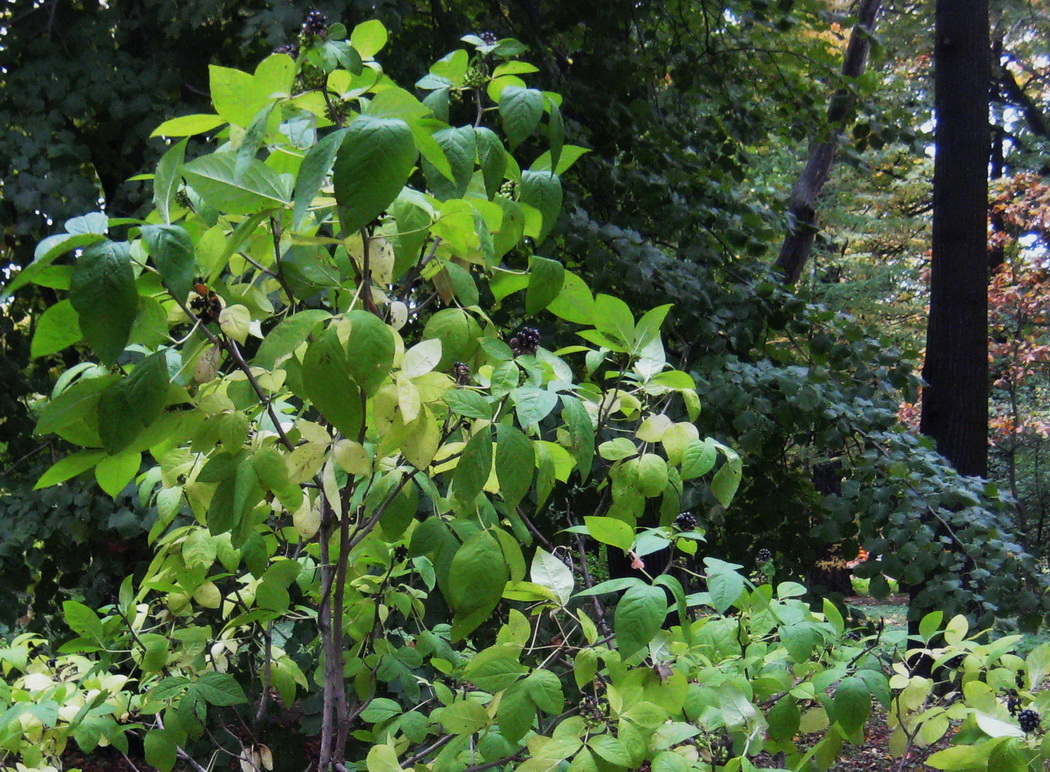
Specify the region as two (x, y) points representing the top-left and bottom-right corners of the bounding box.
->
(773, 0), (882, 284)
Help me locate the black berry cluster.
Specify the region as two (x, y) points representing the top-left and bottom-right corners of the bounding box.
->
(674, 512), (697, 531)
(452, 362), (472, 385)
(756, 548), (773, 562)
(479, 31), (498, 45)
(578, 696), (605, 727)
(302, 10), (329, 37)
(273, 42), (300, 58)
(1005, 691), (1021, 715)
(510, 326), (540, 356)
(1019, 708), (1042, 733)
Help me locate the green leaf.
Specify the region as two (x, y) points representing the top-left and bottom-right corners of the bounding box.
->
(439, 700), (490, 735)
(453, 428), (493, 504)
(497, 681), (534, 742)
(583, 516), (634, 552)
(636, 453), (669, 497)
(926, 740), (1005, 770)
(95, 451), (141, 497)
(599, 438), (638, 461)
(588, 734), (631, 767)
(475, 127), (508, 199)
(780, 622), (822, 663)
(3, 232), (105, 300)
(519, 170), (562, 244)
(154, 139), (187, 225)
(445, 389), (495, 420)
(574, 577), (643, 597)
(680, 440), (717, 480)
(292, 128), (347, 229)
(142, 224), (195, 304)
(194, 672), (248, 706)
(499, 86), (544, 149)
(449, 531), (508, 640)
(422, 309), (481, 369)
(351, 19), (388, 58)
(422, 126), (476, 200)
(767, 697), (800, 743)
(334, 116), (418, 235)
(367, 745), (402, 772)
(31, 300), (82, 358)
(614, 584), (666, 659)
(547, 271), (594, 325)
(36, 373), (117, 439)
(495, 424), (534, 507)
(346, 310), (395, 395)
(526, 669), (564, 714)
(919, 610), (943, 642)
(151, 114), (226, 138)
(302, 327), (363, 439)
(526, 255), (565, 314)
(711, 450), (742, 507)
(705, 558), (745, 613)
(531, 547), (574, 605)
(361, 698), (403, 724)
(97, 353), (170, 454)
(464, 646), (527, 692)
(64, 600), (103, 639)
(183, 153), (290, 215)
(34, 450), (106, 489)
(560, 396), (594, 481)
(70, 240), (137, 366)
(833, 677), (870, 737)
(513, 386), (558, 430)
(254, 310), (330, 369)
(593, 294), (635, 345)
(209, 65), (258, 127)
(574, 649), (598, 688)
(144, 730), (177, 772)
(530, 145), (591, 176)
(651, 751), (690, 772)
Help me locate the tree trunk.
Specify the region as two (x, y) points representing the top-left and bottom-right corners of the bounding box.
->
(919, 0), (991, 478)
(773, 0), (882, 284)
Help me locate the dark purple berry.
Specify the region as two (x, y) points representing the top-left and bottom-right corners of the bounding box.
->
(274, 42), (300, 58)
(302, 10), (329, 37)
(453, 361), (472, 385)
(1006, 691), (1021, 715)
(479, 31), (498, 45)
(510, 326), (541, 356)
(1019, 708), (1041, 733)
(675, 512), (697, 531)
(757, 548), (773, 562)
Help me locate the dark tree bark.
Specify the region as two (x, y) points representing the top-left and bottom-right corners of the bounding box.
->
(774, 0), (882, 284)
(919, 0), (991, 478)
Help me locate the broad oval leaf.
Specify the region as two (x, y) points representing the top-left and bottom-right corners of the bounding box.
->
(499, 86), (544, 149)
(70, 240), (137, 366)
(334, 116), (418, 234)
(141, 224), (195, 303)
(183, 153), (290, 214)
(614, 583), (667, 660)
(31, 299), (82, 358)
